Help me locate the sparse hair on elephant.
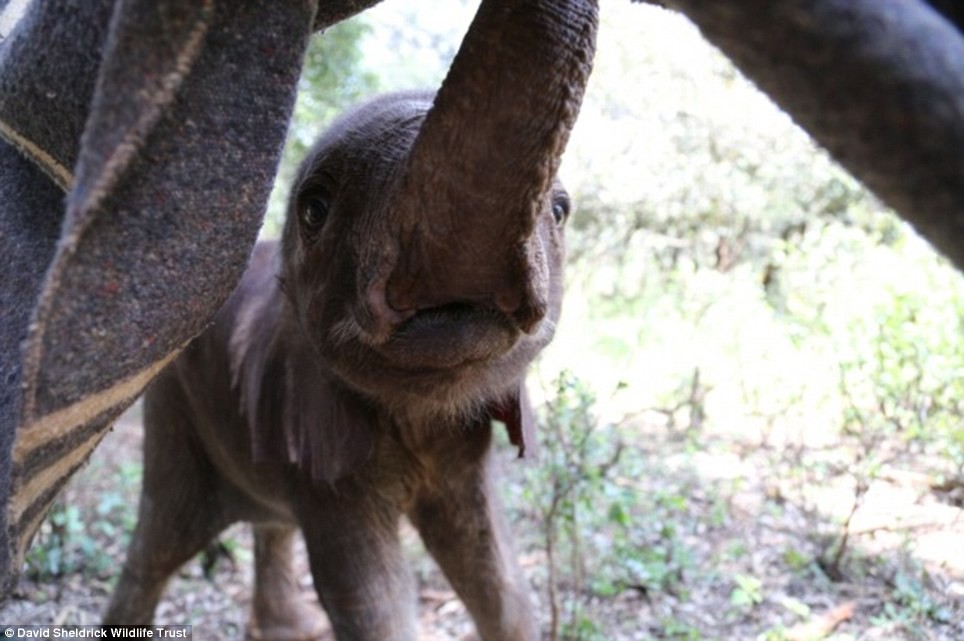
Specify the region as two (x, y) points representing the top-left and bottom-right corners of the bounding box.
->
(102, 88), (573, 640)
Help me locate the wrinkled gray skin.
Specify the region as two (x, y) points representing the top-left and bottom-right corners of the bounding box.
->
(102, 90), (573, 640)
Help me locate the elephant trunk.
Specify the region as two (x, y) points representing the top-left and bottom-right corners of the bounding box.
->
(381, 0), (597, 333)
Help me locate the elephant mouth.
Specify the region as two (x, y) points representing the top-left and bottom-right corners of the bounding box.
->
(376, 302), (520, 371)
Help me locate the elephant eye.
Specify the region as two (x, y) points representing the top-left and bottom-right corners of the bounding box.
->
(551, 195), (570, 225)
(302, 196), (330, 231)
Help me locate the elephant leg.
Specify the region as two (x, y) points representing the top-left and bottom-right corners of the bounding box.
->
(103, 378), (231, 624)
(409, 455), (537, 641)
(294, 486), (416, 641)
(249, 524), (328, 641)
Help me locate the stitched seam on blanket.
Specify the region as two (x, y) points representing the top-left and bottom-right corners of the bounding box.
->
(13, 455), (90, 560)
(10, 428), (104, 524)
(72, 0), (214, 223)
(17, 497), (56, 567)
(14, 346), (181, 460)
(0, 118), (73, 190)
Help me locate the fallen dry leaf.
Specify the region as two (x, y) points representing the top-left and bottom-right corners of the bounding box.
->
(785, 601), (856, 641)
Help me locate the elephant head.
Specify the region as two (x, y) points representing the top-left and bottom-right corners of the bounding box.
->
(278, 0), (597, 424)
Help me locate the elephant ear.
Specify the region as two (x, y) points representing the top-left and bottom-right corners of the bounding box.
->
(280, 351), (377, 485)
(0, 0), (315, 596)
(232, 302), (377, 486)
(490, 384), (538, 459)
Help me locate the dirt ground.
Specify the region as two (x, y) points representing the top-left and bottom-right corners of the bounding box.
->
(1, 404), (961, 641)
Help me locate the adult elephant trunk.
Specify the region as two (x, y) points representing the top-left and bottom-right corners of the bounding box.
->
(381, 0), (597, 334)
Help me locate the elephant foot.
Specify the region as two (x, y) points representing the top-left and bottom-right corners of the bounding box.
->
(247, 597), (330, 641)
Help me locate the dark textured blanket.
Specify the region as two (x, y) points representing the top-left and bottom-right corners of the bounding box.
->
(0, 0), (322, 598)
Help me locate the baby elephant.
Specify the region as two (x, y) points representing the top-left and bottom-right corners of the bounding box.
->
(103, 88), (572, 641)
